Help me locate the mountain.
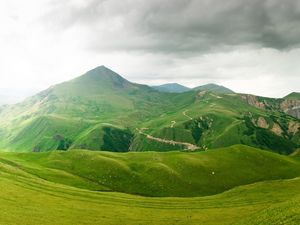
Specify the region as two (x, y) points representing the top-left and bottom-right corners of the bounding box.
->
(152, 83), (234, 94)
(152, 83), (191, 93)
(193, 83), (234, 94)
(280, 92), (300, 119)
(0, 66), (185, 152)
(284, 92), (300, 100)
(0, 66), (299, 154)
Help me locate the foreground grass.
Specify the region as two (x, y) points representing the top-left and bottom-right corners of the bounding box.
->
(0, 168), (300, 225)
(1, 145), (300, 197)
(0, 145), (300, 224)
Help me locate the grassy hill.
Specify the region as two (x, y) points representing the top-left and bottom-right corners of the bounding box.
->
(0, 145), (300, 224)
(0, 66), (299, 153)
(1, 145), (300, 197)
(284, 92), (300, 100)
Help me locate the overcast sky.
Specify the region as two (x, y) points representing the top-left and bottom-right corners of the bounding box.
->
(1, 0), (300, 103)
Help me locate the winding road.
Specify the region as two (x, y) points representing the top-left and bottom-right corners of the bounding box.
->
(137, 128), (199, 151)
(183, 110), (193, 120)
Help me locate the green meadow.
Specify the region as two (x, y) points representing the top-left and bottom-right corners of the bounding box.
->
(0, 145), (300, 224)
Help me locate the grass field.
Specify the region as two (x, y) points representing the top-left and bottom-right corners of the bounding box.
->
(0, 145), (300, 224)
(2, 145), (300, 197)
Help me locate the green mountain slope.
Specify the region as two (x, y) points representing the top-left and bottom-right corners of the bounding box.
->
(193, 83), (234, 94)
(0, 146), (300, 224)
(0, 66), (183, 151)
(152, 83), (191, 93)
(1, 145), (300, 197)
(284, 92), (300, 100)
(133, 91), (300, 154)
(0, 66), (299, 153)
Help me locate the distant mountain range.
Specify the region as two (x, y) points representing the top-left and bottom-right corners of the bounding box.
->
(152, 83), (191, 93)
(152, 83), (234, 94)
(0, 66), (299, 154)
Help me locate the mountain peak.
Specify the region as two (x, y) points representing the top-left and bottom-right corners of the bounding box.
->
(73, 66), (133, 89)
(91, 65), (111, 72)
(193, 83), (234, 94)
(84, 65), (120, 78)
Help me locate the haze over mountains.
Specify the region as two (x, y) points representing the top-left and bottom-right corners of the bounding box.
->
(0, 66), (299, 154)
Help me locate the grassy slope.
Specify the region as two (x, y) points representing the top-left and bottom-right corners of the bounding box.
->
(0, 67), (299, 153)
(0, 66), (180, 151)
(134, 92), (300, 153)
(0, 146), (300, 224)
(1, 145), (300, 197)
(284, 92), (300, 100)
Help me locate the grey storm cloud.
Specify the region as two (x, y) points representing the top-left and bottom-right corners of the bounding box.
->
(0, 0), (299, 99)
(45, 0), (300, 54)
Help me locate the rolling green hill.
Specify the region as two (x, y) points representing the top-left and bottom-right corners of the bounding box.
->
(0, 66), (299, 153)
(1, 145), (300, 197)
(0, 145), (300, 224)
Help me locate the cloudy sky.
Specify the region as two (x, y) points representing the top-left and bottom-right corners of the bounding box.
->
(1, 0), (300, 103)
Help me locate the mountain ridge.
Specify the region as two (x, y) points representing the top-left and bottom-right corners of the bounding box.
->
(193, 83), (234, 94)
(0, 66), (299, 153)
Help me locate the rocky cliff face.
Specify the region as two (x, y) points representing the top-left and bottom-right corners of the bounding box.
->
(280, 99), (300, 119)
(240, 94), (300, 120)
(241, 94), (267, 109)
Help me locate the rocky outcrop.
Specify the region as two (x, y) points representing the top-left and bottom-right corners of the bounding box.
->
(252, 117), (269, 129)
(257, 117), (269, 129)
(280, 99), (300, 119)
(271, 123), (283, 136)
(241, 95), (266, 109)
(289, 121), (300, 134)
(251, 116), (284, 136)
(241, 94), (300, 119)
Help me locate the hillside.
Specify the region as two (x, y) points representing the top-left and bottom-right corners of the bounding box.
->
(0, 66), (299, 153)
(0, 146), (300, 224)
(193, 83), (234, 94)
(0, 66), (183, 151)
(133, 91), (300, 154)
(152, 83), (191, 93)
(284, 92), (300, 100)
(1, 145), (300, 197)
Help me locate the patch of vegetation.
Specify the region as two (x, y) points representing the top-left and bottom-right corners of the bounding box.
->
(101, 126), (133, 152)
(255, 128), (296, 154)
(184, 117), (211, 144)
